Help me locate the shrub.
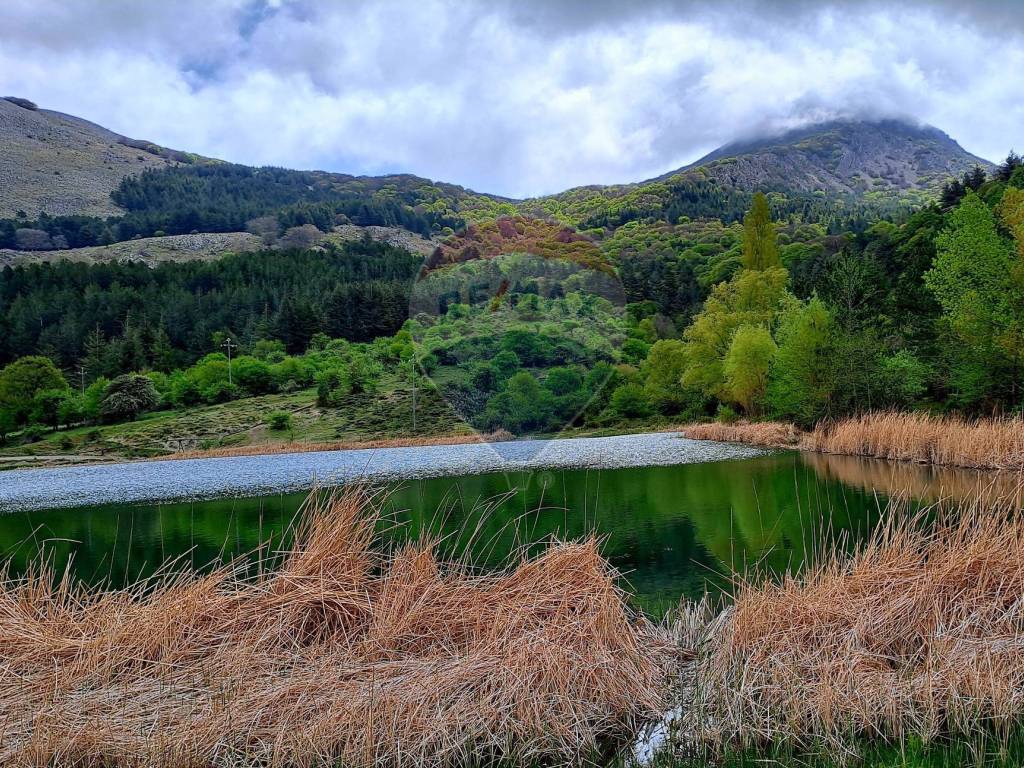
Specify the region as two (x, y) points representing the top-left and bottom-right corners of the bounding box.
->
(716, 404), (739, 424)
(21, 425), (47, 443)
(609, 383), (652, 419)
(201, 380), (242, 404)
(266, 411), (293, 431)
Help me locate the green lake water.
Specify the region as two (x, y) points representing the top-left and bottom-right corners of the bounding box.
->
(1, 450), (999, 612)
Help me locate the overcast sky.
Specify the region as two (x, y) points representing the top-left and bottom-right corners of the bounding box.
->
(2, 0), (1022, 198)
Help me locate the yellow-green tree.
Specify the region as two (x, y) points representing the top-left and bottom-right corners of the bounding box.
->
(999, 186), (1024, 259)
(682, 194), (791, 409)
(724, 325), (777, 416)
(682, 268), (790, 400)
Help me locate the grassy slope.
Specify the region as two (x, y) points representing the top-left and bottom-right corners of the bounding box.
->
(0, 98), (182, 218)
(0, 231), (264, 268)
(0, 374), (469, 467)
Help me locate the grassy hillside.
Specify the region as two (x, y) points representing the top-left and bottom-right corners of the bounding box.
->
(0, 375), (467, 467)
(0, 97), (199, 218)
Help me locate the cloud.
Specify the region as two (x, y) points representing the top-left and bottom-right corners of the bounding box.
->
(1, 0), (1021, 197)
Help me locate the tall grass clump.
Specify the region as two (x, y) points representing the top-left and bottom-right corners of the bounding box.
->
(808, 412), (1024, 471)
(0, 489), (671, 767)
(681, 421), (800, 447)
(671, 495), (1024, 757)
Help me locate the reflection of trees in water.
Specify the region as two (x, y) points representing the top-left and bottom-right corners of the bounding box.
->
(0, 495), (303, 587)
(802, 452), (1024, 510)
(668, 455), (884, 580)
(2, 454), (946, 604)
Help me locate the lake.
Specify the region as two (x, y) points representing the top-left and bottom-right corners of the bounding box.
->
(1, 449), (1008, 613)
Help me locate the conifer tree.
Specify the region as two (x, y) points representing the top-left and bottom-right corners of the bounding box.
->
(741, 192), (781, 270)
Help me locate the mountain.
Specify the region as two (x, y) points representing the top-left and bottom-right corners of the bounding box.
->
(0, 96), (203, 219)
(0, 99), (997, 247)
(670, 119), (994, 197)
(533, 118), (995, 231)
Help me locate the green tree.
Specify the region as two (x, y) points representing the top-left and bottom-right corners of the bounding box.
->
(234, 356), (275, 395)
(924, 193), (1021, 407)
(925, 194), (1014, 327)
(877, 350), (931, 409)
(642, 339), (689, 414)
(0, 356), (68, 424)
(484, 372), (555, 433)
(741, 192), (780, 270)
(682, 266), (790, 400)
(766, 297), (836, 425)
(544, 367), (583, 397)
(0, 409), (15, 442)
(609, 383), (652, 419)
(82, 377), (110, 421)
(723, 325), (776, 416)
(30, 389), (69, 429)
(100, 374), (160, 422)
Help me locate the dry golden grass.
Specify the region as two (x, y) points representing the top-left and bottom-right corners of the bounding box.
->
(807, 412), (1024, 471)
(0, 489), (670, 767)
(167, 430), (515, 461)
(680, 421), (802, 448)
(675, 495), (1024, 754)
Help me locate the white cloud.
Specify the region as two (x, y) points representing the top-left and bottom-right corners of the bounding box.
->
(0, 0), (1021, 197)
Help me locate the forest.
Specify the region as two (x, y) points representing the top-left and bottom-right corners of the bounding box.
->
(0, 163), (492, 250)
(1, 153), (1022, 445)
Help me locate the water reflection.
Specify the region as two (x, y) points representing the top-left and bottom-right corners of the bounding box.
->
(1, 451), (1013, 613)
(801, 452), (1024, 509)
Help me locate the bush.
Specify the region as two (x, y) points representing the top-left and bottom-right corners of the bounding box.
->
(21, 425), (47, 444)
(234, 356), (275, 395)
(266, 411), (293, 431)
(609, 384), (652, 419)
(716, 404), (739, 424)
(316, 367), (350, 408)
(58, 435), (74, 451)
(201, 380), (242, 404)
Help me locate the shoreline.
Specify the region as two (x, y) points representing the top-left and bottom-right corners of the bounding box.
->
(0, 431), (770, 513)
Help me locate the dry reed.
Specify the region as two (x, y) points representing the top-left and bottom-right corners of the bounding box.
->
(807, 412), (1024, 471)
(681, 421), (801, 448)
(672, 495), (1024, 755)
(0, 489), (670, 767)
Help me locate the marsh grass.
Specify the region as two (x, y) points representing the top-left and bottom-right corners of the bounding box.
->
(807, 412), (1024, 471)
(685, 412), (1024, 472)
(669, 491), (1024, 761)
(680, 421), (801, 448)
(0, 488), (672, 767)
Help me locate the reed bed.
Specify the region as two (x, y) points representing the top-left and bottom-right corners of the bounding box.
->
(167, 430), (514, 461)
(671, 496), (1024, 757)
(0, 489), (670, 768)
(681, 421), (801, 448)
(807, 412), (1024, 471)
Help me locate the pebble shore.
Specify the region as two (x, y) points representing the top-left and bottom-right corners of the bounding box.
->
(0, 432), (769, 512)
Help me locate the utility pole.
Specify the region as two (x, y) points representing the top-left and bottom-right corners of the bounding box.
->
(222, 337), (237, 385)
(76, 364), (86, 395)
(411, 358), (417, 433)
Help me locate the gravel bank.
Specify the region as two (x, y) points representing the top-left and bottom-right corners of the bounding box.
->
(0, 432), (769, 513)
